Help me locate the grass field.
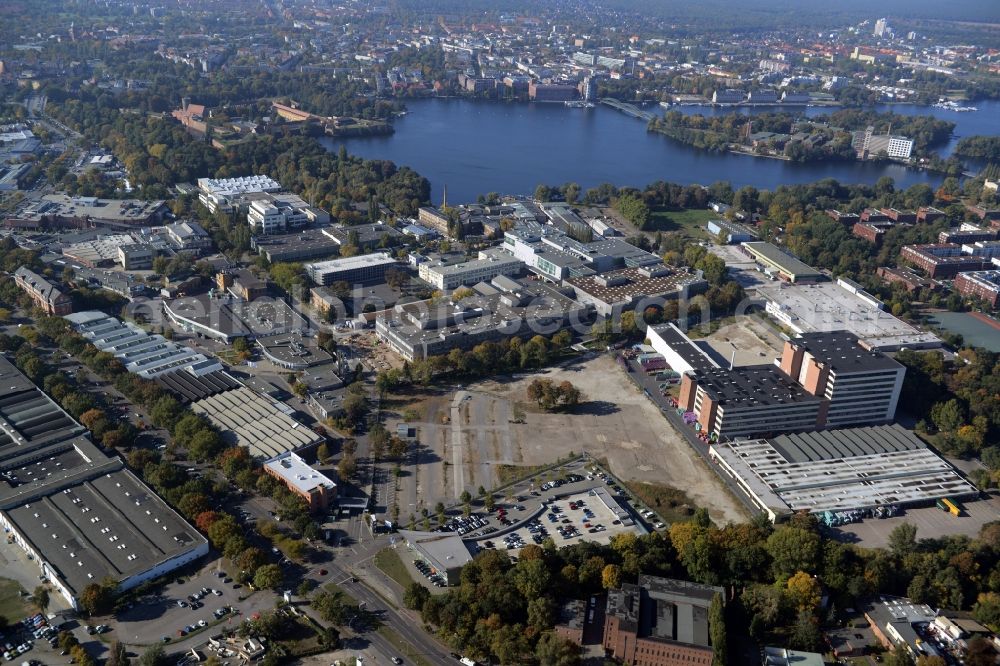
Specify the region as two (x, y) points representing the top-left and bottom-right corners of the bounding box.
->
(0, 578), (28, 625)
(624, 480), (699, 525)
(374, 548), (415, 590)
(648, 208), (715, 236)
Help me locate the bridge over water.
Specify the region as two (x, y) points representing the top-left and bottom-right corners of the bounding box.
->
(599, 98), (656, 122)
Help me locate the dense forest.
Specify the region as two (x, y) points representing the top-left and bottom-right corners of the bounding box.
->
(955, 136), (1000, 162)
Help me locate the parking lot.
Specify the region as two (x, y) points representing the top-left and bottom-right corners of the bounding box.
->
(830, 494), (1000, 548)
(110, 566), (249, 647)
(488, 487), (648, 556)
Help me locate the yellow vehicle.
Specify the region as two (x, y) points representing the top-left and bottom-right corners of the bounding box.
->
(936, 498), (961, 516)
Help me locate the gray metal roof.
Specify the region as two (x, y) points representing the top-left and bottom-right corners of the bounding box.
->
(770, 424), (922, 464)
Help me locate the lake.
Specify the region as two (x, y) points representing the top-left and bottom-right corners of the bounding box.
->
(323, 98), (1000, 204)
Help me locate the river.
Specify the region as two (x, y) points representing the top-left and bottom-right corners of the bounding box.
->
(322, 98), (1000, 204)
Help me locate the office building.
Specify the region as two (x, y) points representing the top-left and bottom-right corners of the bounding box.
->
(13, 267), (72, 315)
(247, 193), (328, 234)
(780, 331), (904, 427)
(263, 451), (336, 513)
(376, 277), (590, 361)
(216, 269), (268, 301)
(65, 311), (222, 378)
(320, 222), (403, 250)
(196, 175), (282, 214)
(418, 253), (524, 290)
(528, 82), (578, 102)
(306, 252), (397, 286)
(603, 575), (724, 666)
(955, 270), (1000, 308)
(117, 243), (154, 270)
(165, 221), (213, 254)
(865, 597), (938, 662)
(710, 425), (976, 522)
(851, 127), (914, 160)
(0, 356), (208, 611)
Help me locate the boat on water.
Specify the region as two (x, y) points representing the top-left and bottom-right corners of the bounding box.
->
(564, 100), (595, 108)
(933, 100), (978, 112)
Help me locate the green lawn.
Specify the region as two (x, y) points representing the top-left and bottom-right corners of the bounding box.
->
(624, 480), (699, 525)
(0, 578), (28, 625)
(374, 548), (415, 590)
(648, 208), (716, 236)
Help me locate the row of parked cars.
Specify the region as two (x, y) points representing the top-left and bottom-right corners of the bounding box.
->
(2, 613), (54, 661)
(413, 560), (445, 587)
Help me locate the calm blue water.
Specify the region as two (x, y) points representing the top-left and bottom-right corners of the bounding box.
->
(323, 99), (1000, 204)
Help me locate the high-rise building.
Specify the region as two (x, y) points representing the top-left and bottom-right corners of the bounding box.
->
(874, 18), (889, 37)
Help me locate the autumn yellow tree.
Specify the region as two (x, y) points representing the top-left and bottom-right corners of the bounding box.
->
(786, 571), (821, 613)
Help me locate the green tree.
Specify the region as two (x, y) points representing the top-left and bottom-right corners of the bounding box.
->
(253, 564), (284, 590)
(766, 526), (821, 578)
(32, 585), (49, 614)
(403, 582), (430, 611)
(888, 522), (918, 558)
(107, 640), (130, 666)
(709, 592), (727, 666)
(534, 632), (581, 666)
(139, 644), (169, 666)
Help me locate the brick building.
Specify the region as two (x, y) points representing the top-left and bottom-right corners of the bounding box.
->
(262, 451), (336, 513)
(603, 575), (723, 666)
(13, 266), (72, 315)
(955, 270), (1000, 308)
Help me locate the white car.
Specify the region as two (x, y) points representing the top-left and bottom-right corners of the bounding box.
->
(197, 620), (207, 628)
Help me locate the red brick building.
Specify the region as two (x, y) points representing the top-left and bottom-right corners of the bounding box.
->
(13, 266), (72, 315)
(955, 271), (1000, 308)
(602, 576), (723, 666)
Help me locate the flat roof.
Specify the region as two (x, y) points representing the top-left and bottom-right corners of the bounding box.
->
(742, 241), (824, 279)
(423, 254), (523, 277)
(263, 451), (335, 495)
(4, 467), (204, 596)
(256, 333), (334, 367)
(694, 364), (821, 407)
(398, 529), (474, 571)
(0, 357), (86, 454)
(606, 575), (722, 647)
(306, 252), (397, 274)
(758, 282), (940, 351)
(567, 266), (704, 305)
(791, 330), (904, 373)
(710, 425), (977, 515)
(648, 323), (721, 373)
(191, 387), (323, 458)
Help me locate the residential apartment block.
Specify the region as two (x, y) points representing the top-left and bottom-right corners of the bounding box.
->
(955, 270), (1000, 308)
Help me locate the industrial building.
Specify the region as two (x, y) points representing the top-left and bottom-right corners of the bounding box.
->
(0, 356), (207, 610)
(741, 242), (825, 283)
(706, 219), (758, 244)
(15, 195), (167, 227)
(164, 221), (213, 255)
(779, 331), (905, 428)
(252, 227), (342, 263)
(757, 280), (941, 351)
(306, 252), (397, 286)
(164, 291), (308, 342)
(566, 265), (706, 317)
(65, 311), (222, 378)
(262, 451), (336, 513)
(376, 276), (590, 361)
(677, 330), (904, 439)
(646, 323), (721, 375)
(190, 387), (324, 458)
(321, 222), (403, 251)
(398, 530), (474, 586)
(255, 333), (334, 370)
(418, 252), (524, 290)
(603, 575), (724, 666)
(13, 267), (72, 315)
(709, 425), (977, 522)
(679, 365), (825, 439)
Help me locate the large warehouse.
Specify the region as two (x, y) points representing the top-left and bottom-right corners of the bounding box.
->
(0, 356), (208, 610)
(709, 424), (978, 522)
